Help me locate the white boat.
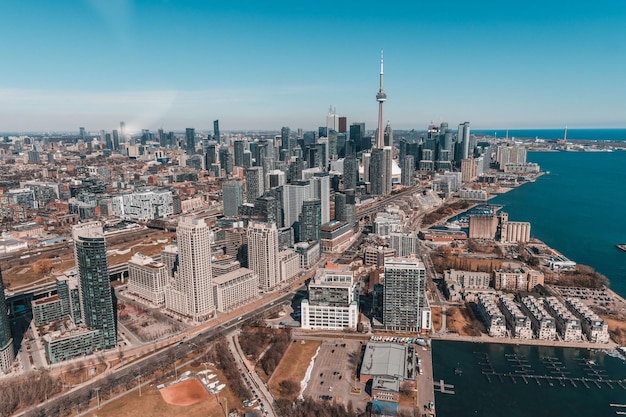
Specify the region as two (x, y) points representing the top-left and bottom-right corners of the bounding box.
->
(445, 221), (462, 230)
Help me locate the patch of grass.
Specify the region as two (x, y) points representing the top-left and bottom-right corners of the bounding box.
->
(268, 339), (322, 401)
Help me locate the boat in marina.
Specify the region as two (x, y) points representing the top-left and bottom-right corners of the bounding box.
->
(445, 221), (462, 230)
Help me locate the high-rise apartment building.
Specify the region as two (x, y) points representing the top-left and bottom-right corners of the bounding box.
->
(72, 222), (117, 349)
(282, 181), (312, 229)
(247, 222), (279, 291)
(299, 198), (321, 242)
(0, 270), (14, 373)
(370, 147), (392, 195)
(219, 145), (233, 175)
(233, 140), (245, 167)
(245, 166), (265, 203)
(222, 181), (244, 217)
(383, 257), (431, 333)
(165, 217), (214, 321)
(343, 156), (358, 191)
(457, 122), (471, 162)
(310, 174), (330, 225)
(401, 155), (414, 186)
(185, 128), (196, 155)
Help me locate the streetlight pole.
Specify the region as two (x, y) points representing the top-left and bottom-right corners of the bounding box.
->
(94, 387), (101, 409)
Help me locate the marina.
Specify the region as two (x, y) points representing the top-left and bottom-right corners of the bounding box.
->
(433, 340), (626, 417)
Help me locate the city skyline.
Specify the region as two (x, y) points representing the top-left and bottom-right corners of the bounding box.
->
(1, 1), (626, 132)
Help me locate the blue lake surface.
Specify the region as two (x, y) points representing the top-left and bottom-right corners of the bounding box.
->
(490, 151), (626, 298)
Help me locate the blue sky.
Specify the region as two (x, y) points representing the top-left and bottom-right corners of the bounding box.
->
(1, 0), (625, 132)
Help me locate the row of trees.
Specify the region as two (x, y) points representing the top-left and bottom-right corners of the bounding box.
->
(206, 340), (251, 401)
(0, 371), (62, 417)
(258, 328), (292, 377)
(547, 264), (610, 289)
(274, 396), (420, 417)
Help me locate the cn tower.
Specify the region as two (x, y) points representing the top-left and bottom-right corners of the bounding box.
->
(375, 49), (387, 149)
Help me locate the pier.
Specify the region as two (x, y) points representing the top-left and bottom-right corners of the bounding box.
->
(480, 371), (626, 389)
(433, 379), (455, 395)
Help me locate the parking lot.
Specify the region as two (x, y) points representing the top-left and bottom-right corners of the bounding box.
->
(302, 338), (370, 411)
(553, 285), (626, 317)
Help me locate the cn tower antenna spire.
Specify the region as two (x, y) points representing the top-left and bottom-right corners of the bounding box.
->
(376, 49), (387, 148)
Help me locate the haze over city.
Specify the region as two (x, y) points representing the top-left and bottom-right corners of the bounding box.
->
(2, 0), (626, 132)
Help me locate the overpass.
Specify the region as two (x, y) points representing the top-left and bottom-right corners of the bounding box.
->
(355, 185), (424, 223)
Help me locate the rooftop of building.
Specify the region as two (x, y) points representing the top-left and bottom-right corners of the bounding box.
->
(32, 294), (60, 306)
(372, 375), (400, 393)
(360, 342), (412, 380)
(129, 253), (165, 268)
(212, 267), (256, 285)
(320, 220), (344, 231)
(311, 268), (354, 286)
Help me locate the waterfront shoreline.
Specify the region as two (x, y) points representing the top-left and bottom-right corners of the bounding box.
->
(430, 332), (619, 350)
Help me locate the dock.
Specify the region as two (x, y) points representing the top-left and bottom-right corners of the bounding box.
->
(433, 379), (455, 395)
(480, 371), (626, 389)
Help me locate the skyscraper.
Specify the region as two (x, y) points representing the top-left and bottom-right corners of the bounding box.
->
(310, 174), (330, 224)
(204, 141), (217, 170)
(375, 50), (387, 149)
(299, 198), (321, 242)
(458, 121), (471, 162)
(79, 127), (86, 143)
(280, 126), (291, 151)
(343, 155), (358, 191)
(383, 257), (430, 332)
(213, 120), (220, 143)
(282, 181), (311, 229)
(246, 166), (265, 203)
(218, 145), (233, 175)
(247, 222), (279, 291)
(165, 217), (214, 321)
(185, 128), (196, 155)
(72, 222), (117, 349)
(369, 147), (392, 196)
(349, 122), (365, 153)
(326, 106), (339, 132)
(401, 155), (414, 186)
(222, 181), (243, 217)
(338, 117), (347, 133)
(0, 269), (15, 373)
(112, 129), (120, 151)
(384, 121), (393, 147)
(234, 140), (245, 167)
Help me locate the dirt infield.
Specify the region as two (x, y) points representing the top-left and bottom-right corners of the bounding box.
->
(159, 378), (210, 406)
